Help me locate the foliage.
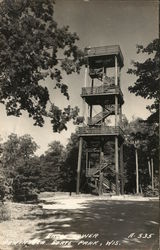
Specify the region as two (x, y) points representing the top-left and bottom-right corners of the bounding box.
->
(0, 167), (10, 201)
(0, 202), (11, 221)
(12, 175), (38, 202)
(127, 39), (160, 123)
(123, 117), (158, 194)
(0, 116), (158, 198)
(1, 133), (39, 201)
(143, 186), (159, 197)
(60, 133), (79, 192)
(2, 133), (38, 176)
(0, 0), (84, 132)
(13, 156), (41, 202)
(49, 105), (79, 133)
(38, 141), (65, 191)
(58, 131), (87, 193)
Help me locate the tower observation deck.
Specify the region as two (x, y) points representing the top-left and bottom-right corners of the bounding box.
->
(76, 45), (125, 195)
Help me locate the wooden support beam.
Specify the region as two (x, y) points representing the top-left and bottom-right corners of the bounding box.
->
(102, 67), (106, 83)
(99, 145), (104, 195)
(82, 97), (85, 119)
(118, 67), (121, 87)
(91, 79), (94, 88)
(76, 137), (83, 194)
(115, 56), (119, 195)
(119, 105), (122, 125)
(84, 66), (88, 87)
(120, 143), (124, 194)
(115, 136), (119, 195)
(86, 150), (88, 174)
(88, 153), (91, 171)
(115, 95), (118, 126)
(89, 105), (92, 119)
(115, 57), (118, 126)
(99, 172), (103, 196)
(82, 66), (88, 123)
(115, 56), (118, 86)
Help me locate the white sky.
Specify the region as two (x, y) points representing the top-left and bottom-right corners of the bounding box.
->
(0, 0), (159, 155)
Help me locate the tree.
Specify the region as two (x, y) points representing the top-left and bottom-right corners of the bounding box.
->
(61, 133), (79, 193)
(60, 131), (87, 193)
(0, 0), (84, 132)
(123, 116), (158, 194)
(1, 133), (39, 201)
(12, 156), (41, 202)
(2, 134), (20, 177)
(2, 133), (38, 173)
(127, 39), (160, 123)
(39, 141), (65, 191)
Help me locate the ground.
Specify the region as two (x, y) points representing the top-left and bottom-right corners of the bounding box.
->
(0, 193), (159, 250)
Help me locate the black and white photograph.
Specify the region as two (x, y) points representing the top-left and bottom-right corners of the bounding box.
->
(0, 0), (159, 249)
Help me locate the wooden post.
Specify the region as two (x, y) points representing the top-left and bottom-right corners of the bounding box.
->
(87, 104), (89, 123)
(119, 105), (122, 125)
(115, 56), (118, 125)
(135, 148), (139, 194)
(99, 145), (104, 195)
(90, 105), (92, 119)
(82, 98), (85, 122)
(118, 67), (121, 87)
(83, 66), (88, 123)
(115, 95), (118, 126)
(120, 143), (124, 194)
(84, 65), (88, 87)
(103, 67), (106, 83)
(89, 79), (94, 125)
(114, 56), (119, 195)
(95, 178), (98, 193)
(99, 172), (103, 196)
(115, 56), (118, 86)
(76, 137), (83, 194)
(88, 152), (91, 172)
(91, 78), (94, 88)
(151, 158), (154, 190)
(102, 67), (106, 124)
(86, 150), (88, 175)
(115, 136), (119, 195)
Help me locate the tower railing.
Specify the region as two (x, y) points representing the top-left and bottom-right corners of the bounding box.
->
(78, 125), (124, 138)
(81, 85), (123, 97)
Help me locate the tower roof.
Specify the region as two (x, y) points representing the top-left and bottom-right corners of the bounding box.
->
(85, 45), (124, 68)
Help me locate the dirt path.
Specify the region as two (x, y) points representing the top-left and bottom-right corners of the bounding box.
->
(0, 194), (159, 250)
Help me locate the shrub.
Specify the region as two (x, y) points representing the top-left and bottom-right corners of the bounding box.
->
(143, 185), (159, 197)
(0, 202), (11, 221)
(12, 175), (38, 202)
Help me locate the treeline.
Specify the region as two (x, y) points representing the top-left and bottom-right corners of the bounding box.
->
(0, 116), (158, 202)
(0, 133), (81, 202)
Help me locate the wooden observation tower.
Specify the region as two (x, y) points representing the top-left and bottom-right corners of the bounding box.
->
(77, 45), (125, 195)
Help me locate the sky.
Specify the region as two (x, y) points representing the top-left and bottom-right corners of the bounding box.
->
(0, 0), (159, 155)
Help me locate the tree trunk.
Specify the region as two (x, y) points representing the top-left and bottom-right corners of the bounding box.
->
(135, 148), (139, 194)
(151, 158), (154, 190)
(76, 137), (83, 194)
(148, 159), (151, 177)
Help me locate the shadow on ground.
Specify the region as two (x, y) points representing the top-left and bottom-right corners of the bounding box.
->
(1, 199), (159, 250)
(16, 199), (159, 249)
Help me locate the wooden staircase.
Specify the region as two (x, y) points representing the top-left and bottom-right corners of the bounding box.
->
(88, 105), (115, 126)
(86, 161), (116, 194)
(102, 177), (116, 192)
